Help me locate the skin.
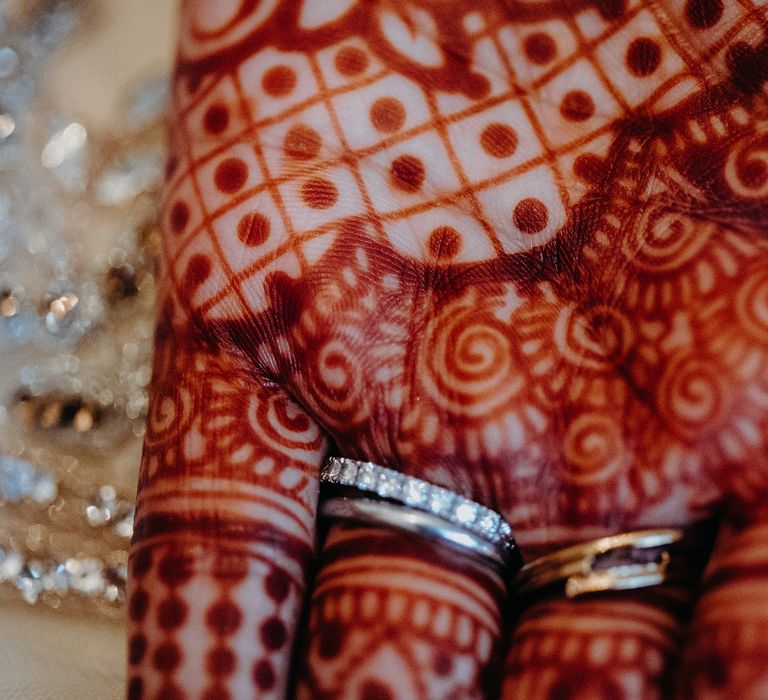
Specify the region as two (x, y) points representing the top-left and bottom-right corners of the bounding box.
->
(128, 0), (768, 698)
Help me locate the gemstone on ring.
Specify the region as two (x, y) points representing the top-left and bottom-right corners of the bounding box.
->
(320, 457), (516, 552)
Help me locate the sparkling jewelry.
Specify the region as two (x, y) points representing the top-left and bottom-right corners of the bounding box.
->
(514, 528), (685, 598)
(320, 457), (521, 571)
(0, 0), (166, 614)
(320, 498), (515, 571)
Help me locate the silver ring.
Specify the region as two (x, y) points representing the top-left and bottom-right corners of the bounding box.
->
(321, 497), (512, 571)
(320, 457), (520, 570)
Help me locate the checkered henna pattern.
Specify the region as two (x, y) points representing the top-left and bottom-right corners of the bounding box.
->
(129, 1), (768, 698)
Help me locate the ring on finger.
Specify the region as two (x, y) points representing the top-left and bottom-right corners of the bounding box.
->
(319, 457), (522, 574)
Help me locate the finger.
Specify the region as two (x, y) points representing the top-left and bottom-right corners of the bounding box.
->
(502, 588), (695, 699)
(500, 521), (717, 700)
(677, 516), (768, 697)
(294, 523), (507, 699)
(127, 311), (326, 700)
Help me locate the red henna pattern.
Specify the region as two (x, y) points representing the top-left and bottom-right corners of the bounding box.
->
(129, 534), (305, 698)
(296, 526), (506, 699)
(679, 521), (768, 696)
(132, 0), (768, 697)
(504, 595), (689, 698)
(130, 317), (326, 698)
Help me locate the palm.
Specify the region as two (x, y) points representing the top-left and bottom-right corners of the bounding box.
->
(266, 146), (767, 549)
(132, 2), (768, 698)
(165, 6), (767, 547)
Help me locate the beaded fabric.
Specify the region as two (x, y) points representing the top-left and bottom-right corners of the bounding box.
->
(0, 0), (171, 632)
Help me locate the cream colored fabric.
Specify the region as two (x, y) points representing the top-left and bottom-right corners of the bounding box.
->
(0, 1), (175, 697)
(0, 605), (126, 700)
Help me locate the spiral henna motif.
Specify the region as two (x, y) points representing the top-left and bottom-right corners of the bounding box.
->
(181, 0), (281, 60)
(144, 384), (196, 449)
(133, 1), (768, 698)
(248, 389), (324, 462)
(301, 337), (368, 430)
(657, 352), (731, 442)
(419, 292), (524, 418)
(624, 207), (714, 272)
(554, 303), (634, 372)
(724, 130), (768, 199)
(736, 265), (768, 343)
(562, 412), (627, 486)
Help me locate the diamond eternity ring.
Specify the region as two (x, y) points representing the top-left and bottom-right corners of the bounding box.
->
(320, 457), (521, 571)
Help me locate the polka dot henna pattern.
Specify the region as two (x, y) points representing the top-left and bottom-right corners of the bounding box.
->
(131, 303), (327, 699)
(132, 1), (768, 698)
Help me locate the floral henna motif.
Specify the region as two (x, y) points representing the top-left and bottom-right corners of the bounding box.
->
(143, 304), (325, 491)
(129, 309), (327, 698)
(133, 0), (768, 697)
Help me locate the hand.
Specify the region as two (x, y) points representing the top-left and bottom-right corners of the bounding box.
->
(129, 1), (768, 698)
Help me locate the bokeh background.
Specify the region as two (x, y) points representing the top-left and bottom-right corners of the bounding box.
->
(0, 1), (175, 696)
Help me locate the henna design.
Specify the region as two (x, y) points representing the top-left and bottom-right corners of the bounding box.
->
(133, 0), (768, 697)
(129, 315), (327, 698)
(504, 597), (690, 698)
(296, 525), (507, 699)
(679, 520), (768, 697)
